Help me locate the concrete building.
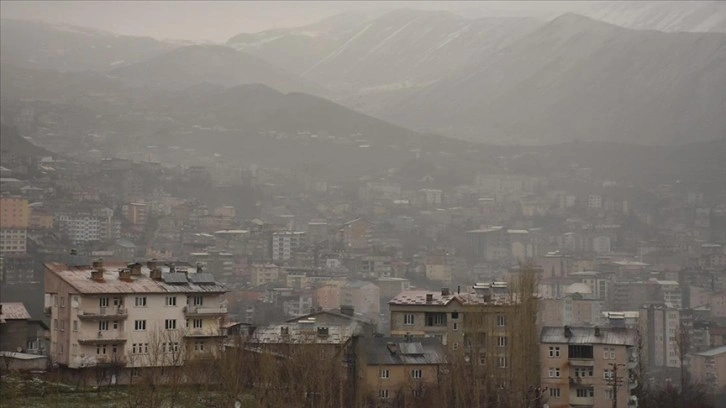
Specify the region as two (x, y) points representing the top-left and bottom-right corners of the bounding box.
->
(249, 263), (281, 287)
(271, 231), (306, 262)
(340, 281), (381, 323)
(358, 336), (447, 403)
(121, 202), (149, 226)
(639, 303), (681, 372)
(540, 326), (639, 408)
(0, 302), (32, 352)
(44, 260), (228, 382)
(338, 218), (372, 250)
(689, 345), (726, 393)
(0, 196), (29, 254)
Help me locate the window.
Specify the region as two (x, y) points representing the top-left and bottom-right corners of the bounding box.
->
(134, 320), (146, 331)
(131, 368), (141, 378)
(548, 368), (560, 378)
(111, 344), (119, 354)
(379, 389), (389, 399)
(549, 346), (561, 357)
(99, 320), (109, 331)
(497, 315), (506, 327)
(53, 319), (57, 331)
(112, 321), (119, 330)
(60, 297), (65, 308)
(602, 347), (616, 360)
(59, 320), (65, 331)
(404, 314), (415, 325)
(96, 344), (107, 355)
(165, 296), (177, 306)
(425, 312), (446, 326)
(453, 322), (458, 331)
(605, 388), (615, 400)
(135, 297), (147, 307)
(569, 345), (594, 359)
(497, 336), (507, 347)
(452, 342), (459, 350)
(411, 369), (422, 379)
(99, 297), (109, 307)
(191, 295), (203, 306)
(575, 367), (593, 377)
(603, 369), (614, 380)
(195, 340), (205, 352)
(497, 356), (508, 368)
(73, 320), (78, 332)
(192, 318), (203, 329)
(113, 297), (122, 306)
(165, 319), (177, 330)
(576, 387), (594, 398)
(451, 312), (459, 319)
(549, 388), (561, 397)
(412, 388), (423, 398)
(380, 369), (390, 379)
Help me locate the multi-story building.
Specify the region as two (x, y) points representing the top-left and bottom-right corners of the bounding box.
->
(44, 260), (228, 383)
(271, 231), (306, 262)
(0, 196), (29, 254)
(358, 336), (447, 403)
(121, 202), (149, 227)
(249, 263), (281, 287)
(540, 326), (639, 408)
(639, 303), (681, 373)
(340, 281), (381, 324)
(689, 345), (726, 393)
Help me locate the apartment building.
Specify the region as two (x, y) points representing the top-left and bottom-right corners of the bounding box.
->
(359, 336), (447, 403)
(0, 196), (29, 254)
(44, 259), (228, 382)
(249, 263), (281, 287)
(689, 345), (726, 393)
(271, 231), (306, 262)
(640, 303), (681, 373)
(540, 326), (639, 408)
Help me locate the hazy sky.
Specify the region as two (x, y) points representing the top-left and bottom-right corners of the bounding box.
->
(0, 1), (585, 42)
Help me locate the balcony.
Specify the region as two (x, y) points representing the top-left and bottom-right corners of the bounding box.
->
(78, 330), (127, 344)
(183, 305), (227, 317)
(568, 359), (594, 366)
(184, 328), (226, 338)
(77, 307), (128, 320)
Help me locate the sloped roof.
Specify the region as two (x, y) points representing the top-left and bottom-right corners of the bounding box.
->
(364, 336), (446, 366)
(0, 302), (31, 320)
(540, 326), (638, 346)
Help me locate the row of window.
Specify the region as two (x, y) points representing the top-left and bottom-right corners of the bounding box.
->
(401, 313), (506, 326)
(132, 318), (203, 331)
(378, 389), (424, 399)
(548, 345), (616, 360)
(379, 369), (423, 379)
(99, 295), (204, 308)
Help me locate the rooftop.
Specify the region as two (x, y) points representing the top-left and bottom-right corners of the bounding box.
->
(364, 336), (447, 366)
(540, 326), (638, 346)
(249, 324), (354, 345)
(695, 345), (726, 357)
(0, 302), (32, 321)
(45, 262), (226, 294)
(389, 290), (511, 307)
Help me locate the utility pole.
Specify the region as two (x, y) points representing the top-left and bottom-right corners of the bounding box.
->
(606, 363), (626, 408)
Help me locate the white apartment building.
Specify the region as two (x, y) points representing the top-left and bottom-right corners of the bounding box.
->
(0, 228), (27, 254)
(45, 259), (228, 382)
(271, 231), (306, 262)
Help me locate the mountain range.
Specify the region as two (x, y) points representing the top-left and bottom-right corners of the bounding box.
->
(365, 13), (726, 144)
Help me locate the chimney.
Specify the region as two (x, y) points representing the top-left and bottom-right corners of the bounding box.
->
(196, 263), (203, 273)
(426, 293), (434, 302)
(281, 327), (289, 336)
(441, 287), (450, 296)
(340, 305), (354, 316)
(150, 267), (162, 280)
(91, 258), (105, 282)
(457, 285), (460, 294)
(594, 326), (601, 337)
(167, 263), (176, 274)
(564, 325), (573, 338)
(129, 263), (142, 276)
(119, 269), (132, 282)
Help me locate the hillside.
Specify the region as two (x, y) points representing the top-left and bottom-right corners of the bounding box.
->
(0, 19), (175, 72)
(379, 14), (726, 145)
(109, 44), (320, 94)
(228, 9), (542, 94)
